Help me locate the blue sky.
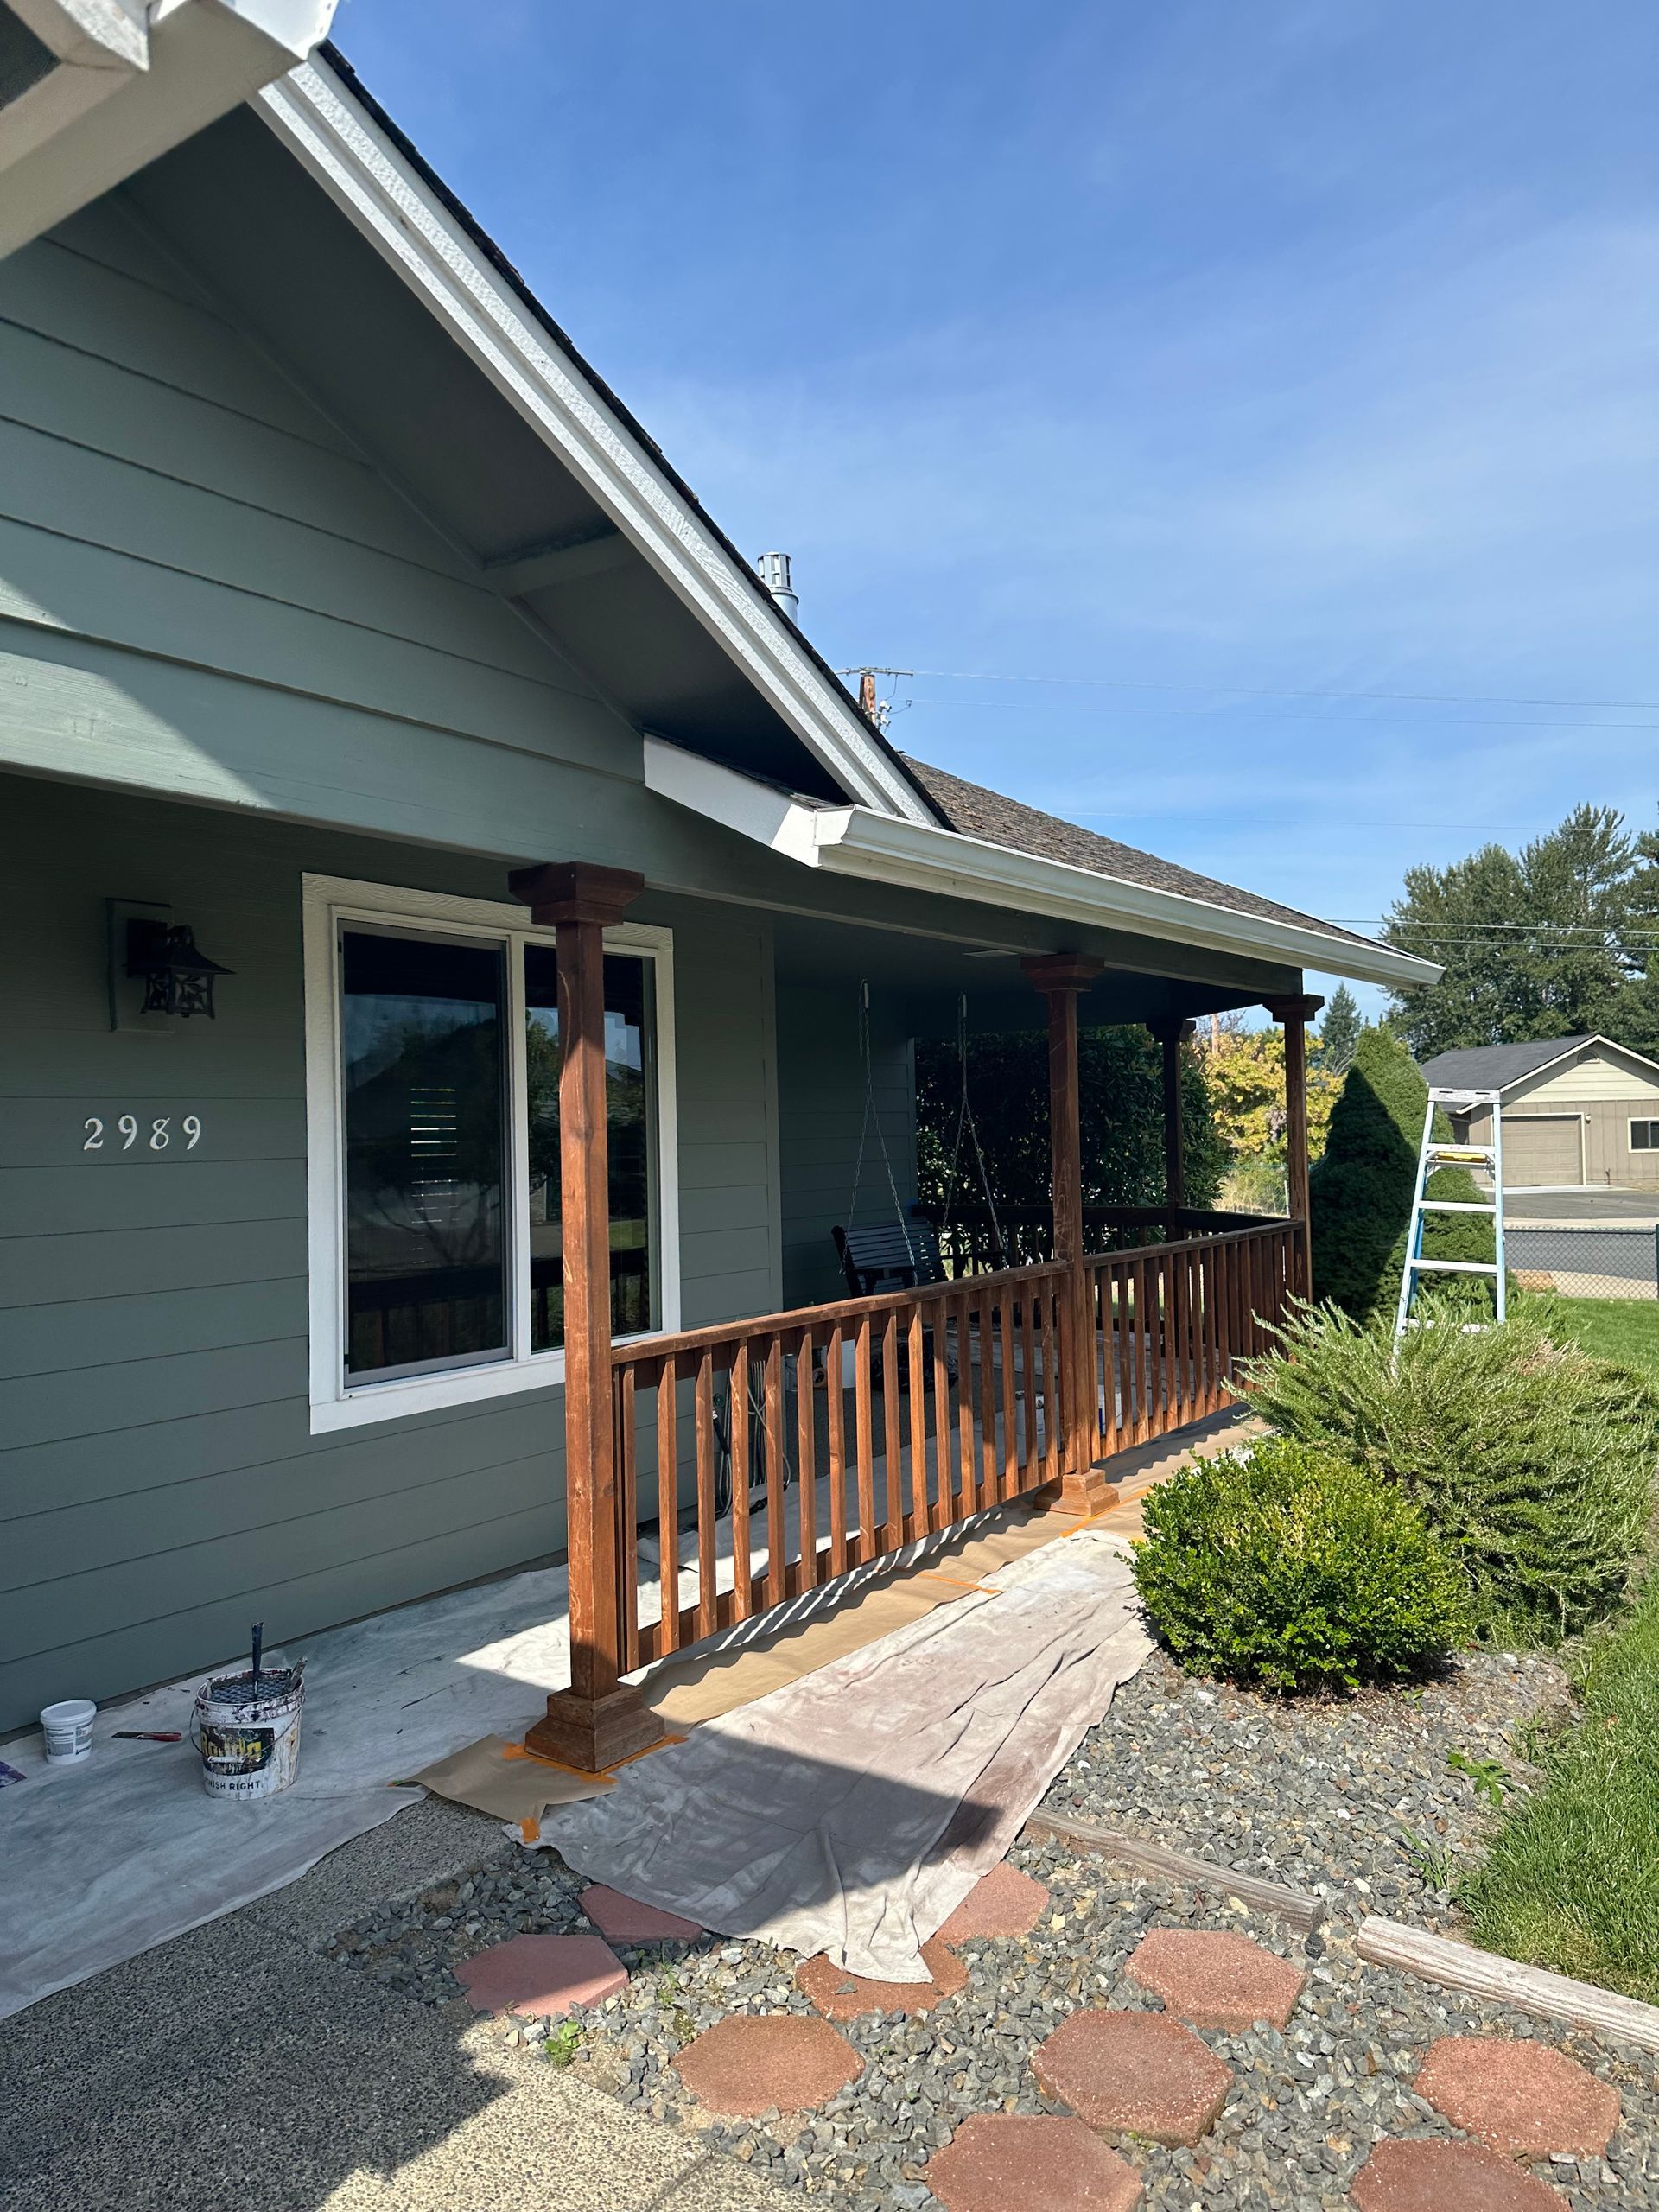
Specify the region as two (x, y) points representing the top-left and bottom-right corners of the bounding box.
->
(332, 0), (1658, 1017)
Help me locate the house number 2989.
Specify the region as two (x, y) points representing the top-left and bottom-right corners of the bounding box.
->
(83, 1115), (203, 1151)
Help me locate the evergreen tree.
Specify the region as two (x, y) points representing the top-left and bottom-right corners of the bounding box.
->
(1314, 983), (1362, 1077)
(1310, 1026), (1491, 1324)
(1383, 805), (1656, 1058)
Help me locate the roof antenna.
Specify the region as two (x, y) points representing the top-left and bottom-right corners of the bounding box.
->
(756, 550), (798, 625)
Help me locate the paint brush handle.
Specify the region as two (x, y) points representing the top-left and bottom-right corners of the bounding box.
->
(111, 1731), (183, 1742)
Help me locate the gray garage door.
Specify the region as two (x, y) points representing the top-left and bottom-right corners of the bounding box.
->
(1502, 1114), (1583, 1186)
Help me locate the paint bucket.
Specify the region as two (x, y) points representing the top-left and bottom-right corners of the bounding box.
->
(40, 1699), (96, 1764)
(192, 1662), (303, 1801)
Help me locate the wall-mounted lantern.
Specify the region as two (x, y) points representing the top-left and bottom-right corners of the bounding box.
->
(125, 919), (233, 1020)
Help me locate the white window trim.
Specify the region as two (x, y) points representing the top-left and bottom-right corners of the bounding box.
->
(1630, 1118), (1659, 1152)
(302, 872), (679, 1433)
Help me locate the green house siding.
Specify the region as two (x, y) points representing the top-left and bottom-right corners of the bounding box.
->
(0, 775), (782, 1730)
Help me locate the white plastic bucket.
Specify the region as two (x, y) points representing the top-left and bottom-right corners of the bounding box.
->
(193, 1674), (303, 1801)
(40, 1699), (96, 1764)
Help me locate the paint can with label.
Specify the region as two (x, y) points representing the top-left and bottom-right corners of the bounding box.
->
(193, 1638), (303, 1801)
(40, 1699), (96, 1764)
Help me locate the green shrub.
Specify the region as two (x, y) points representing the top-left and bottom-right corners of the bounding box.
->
(1134, 1436), (1471, 1694)
(1245, 1304), (1659, 1643)
(1310, 1026), (1491, 1324)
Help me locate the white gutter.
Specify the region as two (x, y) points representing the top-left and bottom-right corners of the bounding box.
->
(644, 737), (1444, 990)
(0, 0), (339, 257)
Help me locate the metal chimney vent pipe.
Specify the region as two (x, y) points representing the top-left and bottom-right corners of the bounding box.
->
(756, 550), (798, 625)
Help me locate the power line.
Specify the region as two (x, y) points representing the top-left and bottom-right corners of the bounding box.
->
(839, 664), (1659, 715)
(899, 697), (1659, 735)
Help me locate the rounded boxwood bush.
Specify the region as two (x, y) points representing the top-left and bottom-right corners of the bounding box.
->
(1134, 1436), (1472, 1694)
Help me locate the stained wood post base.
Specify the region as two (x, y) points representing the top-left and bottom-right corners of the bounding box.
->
(525, 1686), (664, 1774)
(1039, 1466), (1122, 1517)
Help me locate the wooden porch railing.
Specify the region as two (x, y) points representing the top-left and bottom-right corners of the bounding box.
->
(613, 1261), (1069, 1668)
(608, 1216), (1297, 1669)
(1086, 1218), (1296, 1452)
(923, 1202), (1285, 1275)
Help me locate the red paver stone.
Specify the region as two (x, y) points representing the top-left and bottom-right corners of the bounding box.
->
(454, 1931), (626, 2018)
(797, 1937), (969, 2018)
(925, 2114), (1142, 2212)
(1415, 2037), (1621, 2158)
(1351, 2137), (1569, 2211)
(579, 1884), (702, 1942)
(671, 2013), (862, 2116)
(1033, 2009), (1233, 2147)
(936, 1864), (1050, 1946)
(1126, 1928), (1306, 2031)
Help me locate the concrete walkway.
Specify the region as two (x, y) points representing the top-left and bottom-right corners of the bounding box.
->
(0, 1797), (793, 2212)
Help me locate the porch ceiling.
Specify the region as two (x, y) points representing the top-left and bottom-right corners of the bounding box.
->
(769, 909), (1274, 1033)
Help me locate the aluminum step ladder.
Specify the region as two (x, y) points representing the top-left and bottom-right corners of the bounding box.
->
(1393, 1087), (1506, 1340)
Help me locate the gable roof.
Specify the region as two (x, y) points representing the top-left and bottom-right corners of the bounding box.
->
(904, 757), (1391, 960)
(252, 48), (943, 830)
(1421, 1034), (1659, 1092)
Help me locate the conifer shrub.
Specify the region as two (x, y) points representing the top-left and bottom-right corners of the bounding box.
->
(1245, 1304), (1659, 1643)
(1309, 1025), (1491, 1324)
(1134, 1436), (1471, 1694)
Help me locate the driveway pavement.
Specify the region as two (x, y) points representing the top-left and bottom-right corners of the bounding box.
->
(0, 1797), (791, 2212)
(1503, 1186), (1659, 1222)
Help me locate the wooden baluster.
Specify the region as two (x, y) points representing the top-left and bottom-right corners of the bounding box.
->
(1199, 1244), (1218, 1414)
(1221, 1240), (1240, 1397)
(976, 1283), (997, 1509)
(1183, 1248), (1199, 1421)
(729, 1342), (752, 1623)
(1042, 1282), (1063, 1486)
(826, 1322), (849, 1578)
(907, 1304), (929, 1538)
(998, 1281), (1018, 1500)
(930, 1292), (954, 1530)
(616, 1365), (639, 1673)
(1019, 1281), (1038, 1486)
(764, 1333), (785, 1606)
(955, 1287), (976, 1520)
(1165, 1249), (1184, 1431)
(854, 1313), (876, 1563)
(882, 1311), (903, 1541)
(797, 1324), (818, 1588)
(656, 1358), (680, 1656)
(695, 1350), (717, 1640)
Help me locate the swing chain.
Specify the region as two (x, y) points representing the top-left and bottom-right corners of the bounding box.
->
(848, 981), (918, 1269)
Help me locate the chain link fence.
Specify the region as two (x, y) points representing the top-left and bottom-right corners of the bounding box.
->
(1506, 1224), (1659, 1300)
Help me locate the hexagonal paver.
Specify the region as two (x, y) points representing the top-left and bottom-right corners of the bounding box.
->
(1033, 2009), (1232, 2146)
(797, 1937), (969, 2019)
(454, 1932), (626, 2018)
(1126, 1928), (1306, 2031)
(579, 1883), (702, 1942)
(671, 2014), (863, 2116)
(924, 2114), (1142, 2211)
(936, 1863), (1050, 1946)
(1351, 2137), (1570, 2210)
(1416, 2037), (1621, 2158)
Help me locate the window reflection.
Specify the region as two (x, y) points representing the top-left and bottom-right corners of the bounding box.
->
(524, 948), (656, 1349)
(341, 931), (508, 1378)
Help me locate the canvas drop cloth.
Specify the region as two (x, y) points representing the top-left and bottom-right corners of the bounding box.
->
(537, 1529), (1151, 1983)
(0, 1560), (590, 2021)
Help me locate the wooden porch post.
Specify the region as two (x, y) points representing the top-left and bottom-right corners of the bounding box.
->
(509, 861), (664, 1773)
(1021, 951), (1116, 1513)
(1263, 991), (1324, 1298)
(1150, 1017), (1195, 1236)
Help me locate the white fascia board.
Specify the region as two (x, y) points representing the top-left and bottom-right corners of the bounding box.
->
(1497, 1034), (1659, 1093)
(643, 737), (1443, 988)
(0, 0), (338, 257)
(256, 57), (934, 829)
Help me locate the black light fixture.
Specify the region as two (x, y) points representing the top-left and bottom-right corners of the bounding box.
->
(125, 919), (233, 1020)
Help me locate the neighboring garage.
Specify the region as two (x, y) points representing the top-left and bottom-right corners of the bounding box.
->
(1421, 1034), (1659, 1189)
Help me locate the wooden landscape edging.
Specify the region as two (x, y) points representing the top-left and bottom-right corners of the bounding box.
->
(1022, 1808), (1324, 1933)
(1356, 1916), (1659, 2055)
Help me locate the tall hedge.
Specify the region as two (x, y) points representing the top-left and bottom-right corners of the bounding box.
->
(1310, 1026), (1491, 1323)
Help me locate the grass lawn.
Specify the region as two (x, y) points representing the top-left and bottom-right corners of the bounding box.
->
(1529, 1292), (1659, 1380)
(1465, 1565), (1659, 2000)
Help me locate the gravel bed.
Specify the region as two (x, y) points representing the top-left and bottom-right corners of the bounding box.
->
(1042, 1645), (1573, 1928)
(324, 1823), (1659, 2211)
